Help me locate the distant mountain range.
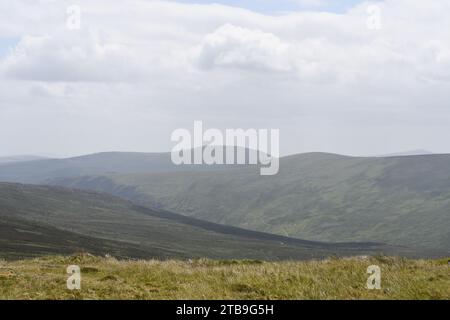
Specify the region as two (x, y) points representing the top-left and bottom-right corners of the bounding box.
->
(1, 151), (449, 258)
(0, 183), (399, 260)
(377, 149), (434, 157)
(0, 152), (179, 184)
(0, 155), (48, 165)
(0, 150), (249, 184)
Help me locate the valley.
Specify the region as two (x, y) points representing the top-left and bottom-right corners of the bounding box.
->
(0, 151), (449, 260)
(0, 182), (400, 261)
(40, 152), (450, 255)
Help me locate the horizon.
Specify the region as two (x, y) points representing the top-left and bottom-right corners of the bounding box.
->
(0, 148), (440, 160)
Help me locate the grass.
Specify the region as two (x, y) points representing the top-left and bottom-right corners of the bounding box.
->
(0, 254), (448, 300)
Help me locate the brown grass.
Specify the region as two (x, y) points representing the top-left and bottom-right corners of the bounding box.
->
(0, 255), (448, 300)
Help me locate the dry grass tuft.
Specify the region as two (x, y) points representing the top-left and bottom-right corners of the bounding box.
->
(0, 255), (448, 300)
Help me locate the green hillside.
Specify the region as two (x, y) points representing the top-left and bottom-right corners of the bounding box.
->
(0, 183), (398, 260)
(50, 153), (450, 254)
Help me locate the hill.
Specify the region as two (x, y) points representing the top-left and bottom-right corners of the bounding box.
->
(1, 255), (448, 299)
(49, 153), (450, 254)
(377, 150), (434, 157)
(0, 149), (250, 184)
(0, 155), (48, 165)
(0, 152), (177, 184)
(0, 183), (399, 260)
(0, 215), (149, 260)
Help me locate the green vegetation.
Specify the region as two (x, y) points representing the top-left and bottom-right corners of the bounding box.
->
(51, 153), (450, 254)
(0, 255), (448, 299)
(0, 214), (151, 260)
(0, 183), (397, 261)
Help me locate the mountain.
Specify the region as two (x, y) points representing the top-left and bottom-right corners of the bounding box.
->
(0, 182), (401, 260)
(377, 150), (434, 157)
(0, 152), (176, 184)
(0, 155), (48, 165)
(0, 149), (250, 184)
(50, 153), (450, 255)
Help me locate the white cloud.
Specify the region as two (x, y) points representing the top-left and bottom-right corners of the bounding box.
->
(0, 0), (450, 156)
(2, 30), (146, 82)
(196, 24), (291, 72)
(194, 24), (336, 83)
(2, 0), (450, 85)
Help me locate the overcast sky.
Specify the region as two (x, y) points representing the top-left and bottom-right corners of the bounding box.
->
(0, 0), (449, 157)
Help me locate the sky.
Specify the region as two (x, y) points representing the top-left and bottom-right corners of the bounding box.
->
(170, 0), (370, 14)
(0, 0), (450, 157)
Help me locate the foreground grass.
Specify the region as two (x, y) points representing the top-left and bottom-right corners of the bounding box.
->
(0, 255), (448, 300)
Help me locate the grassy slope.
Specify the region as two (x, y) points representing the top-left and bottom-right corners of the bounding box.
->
(0, 255), (448, 299)
(0, 183), (396, 261)
(0, 215), (150, 260)
(51, 153), (450, 254)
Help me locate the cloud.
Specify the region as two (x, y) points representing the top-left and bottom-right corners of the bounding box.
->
(2, 31), (145, 82)
(195, 24), (339, 83)
(196, 24), (291, 72)
(0, 0), (450, 157)
(2, 0), (450, 85)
